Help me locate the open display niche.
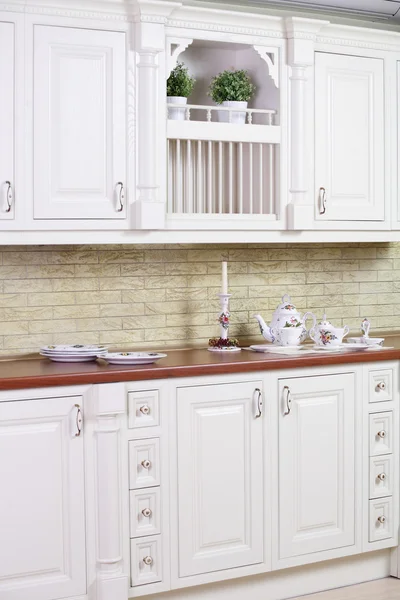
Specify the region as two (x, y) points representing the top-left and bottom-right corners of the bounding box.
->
(166, 39), (281, 227)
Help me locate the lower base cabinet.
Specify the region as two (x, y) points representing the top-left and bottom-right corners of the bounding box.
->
(176, 380), (264, 577)
(278, 373), (356, 560)
(0, 395), (86, 600)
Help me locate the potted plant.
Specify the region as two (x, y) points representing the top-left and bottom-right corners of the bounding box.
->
(208, 69), (256, 125)
(167, 62), (196, 121)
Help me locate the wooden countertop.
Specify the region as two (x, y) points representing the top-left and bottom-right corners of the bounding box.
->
(1, 339), (400, 391)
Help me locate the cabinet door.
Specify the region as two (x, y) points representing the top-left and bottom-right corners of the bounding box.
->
(0, 20), (15, 220)
(315, 53), (384, 221)
(177, 381), (264, 577)
(278, 373), (355, 560)
(33, 25), (126, 220)
(0, 396), (86, 600)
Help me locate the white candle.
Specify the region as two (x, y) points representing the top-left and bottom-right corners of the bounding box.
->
(221, 261), (228, 295)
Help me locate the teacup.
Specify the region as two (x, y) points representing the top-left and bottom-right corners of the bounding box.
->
(271, 326), (304, 346)
(310, 325), (350, 347)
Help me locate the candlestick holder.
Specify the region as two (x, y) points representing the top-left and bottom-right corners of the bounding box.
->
(208, 293), (241, 352)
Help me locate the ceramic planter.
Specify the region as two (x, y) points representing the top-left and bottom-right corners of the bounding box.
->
(167, 96), (187, 121)
(218, 100), (248, 124)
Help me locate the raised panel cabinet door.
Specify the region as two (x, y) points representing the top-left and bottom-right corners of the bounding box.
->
(33, 25), (126, 219)
(315, 53), (385, 221)
(176, 381), (264, 577)
(0, 20), (15, 220)
(278, 373), (355, 560)
(0, 396), (86, 600)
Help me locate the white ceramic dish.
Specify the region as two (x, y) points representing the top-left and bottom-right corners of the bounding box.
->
(40, 353), (98, 362)
(346, 337), (385, 346)
(311, 345), (343, 352)
(342, 343), (375, 351)
(41, 344), (107, 354)
(250, 344), (307, 353)
(101, 352), (167, 365)
(41, 352), (105, 359)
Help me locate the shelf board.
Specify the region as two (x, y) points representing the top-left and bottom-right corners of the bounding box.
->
(167, 120), (281, 144)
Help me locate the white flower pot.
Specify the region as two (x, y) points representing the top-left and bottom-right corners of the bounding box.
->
(167, 96), (187, 121)
(218, 100), (248, 125)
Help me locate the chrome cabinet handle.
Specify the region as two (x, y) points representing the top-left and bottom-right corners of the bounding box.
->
(75, 404), (82, 437)
(5, 181), (12, 213)
(254, 388), (263, 419)
(140, 405), (150, 415)
(377, 430), (387, 439)
(283, 385), (292, 416)
(377, 473), (386, 481)
(319, 187), (326, 215)
(377, 515), (386, 524)
(141, 459), (151, 469)
(116, 181), (124, 212)
(143, 556), (153, 566)
(142, 508), (152, 518)
(376, 382), (386, 391)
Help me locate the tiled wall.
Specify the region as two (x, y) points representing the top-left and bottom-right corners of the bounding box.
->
(0, 243), (399, 356)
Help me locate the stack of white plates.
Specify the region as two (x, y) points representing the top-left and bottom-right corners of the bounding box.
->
(40, 345), (108, 363)
(101, 352), (167, 365)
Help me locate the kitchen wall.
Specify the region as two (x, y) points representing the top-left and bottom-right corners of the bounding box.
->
(0, 242), (399, 356)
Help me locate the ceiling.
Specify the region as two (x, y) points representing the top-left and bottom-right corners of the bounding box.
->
(251, 0), (400, 20)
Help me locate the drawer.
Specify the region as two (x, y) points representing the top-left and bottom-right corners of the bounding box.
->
(369, 412), (393, 456)
(369, 455), (394, 499)
(369, 369), (393, 403)
(130, 487), (161, 538)
(129, 438), (160, 489)
(128, 390), (160, 429)
(369, 497), (394, 542)
(130, 535), (162, 587)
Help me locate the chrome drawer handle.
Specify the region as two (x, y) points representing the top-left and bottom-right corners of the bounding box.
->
(143, 556), (153, 566)
(116, 181), (124, 212)
(254, 388), (263, 419)
(377, 430), (387, 439)
(377, 515), (386, 524)
(142, 508), (152, 518)
(5, 181), (12, 213)
(377, 473), (386, 481)
(283, 386), (292, 416)
(376, 382), (386, 391)
(141, 459), (151, 469)
(140, 405), (150, 415)
(319, 187), (327, 215)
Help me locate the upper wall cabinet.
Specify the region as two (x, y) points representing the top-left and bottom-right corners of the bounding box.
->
(33, 25), (127, 220)
(0, 19), (17, 221)
(314, 52), (385, 222)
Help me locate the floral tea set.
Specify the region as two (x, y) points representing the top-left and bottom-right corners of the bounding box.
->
(253, 295), (384, 352)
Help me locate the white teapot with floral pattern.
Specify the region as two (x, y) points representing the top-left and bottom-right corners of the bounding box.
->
(253, 294), (316, 345)
(309, 313), (350, 347)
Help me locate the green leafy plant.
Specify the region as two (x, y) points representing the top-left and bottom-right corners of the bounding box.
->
(208, 69), (256, 104)
(167, 62), (195, 98)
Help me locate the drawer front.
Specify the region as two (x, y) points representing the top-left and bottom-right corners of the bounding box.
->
(369, 497), (394, 542)
(369, 369), (393, 404)
(369, 455), (393, 499)
(369, 412), (393, 456)
(128, 390), (160, 429)
(130, 535), (162, 587)
(130, 487), (161, 538)
(129, 438), (160, 489)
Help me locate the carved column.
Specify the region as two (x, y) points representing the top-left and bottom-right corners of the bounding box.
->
(94, 383), (127, 600)
(285, 17), (329, 230)
(133, 1), (181, 229)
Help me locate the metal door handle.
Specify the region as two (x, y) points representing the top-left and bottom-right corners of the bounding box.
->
(116, 181), (124, 212)
(283, 385), (292, 415)
(255, 388), (263, 418)
(5, 181), (12, 213)
(319, 187), (326, 215)
(75, 404), (82, 437)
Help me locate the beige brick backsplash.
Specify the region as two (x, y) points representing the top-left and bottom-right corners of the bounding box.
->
(1, 243), (400, 355)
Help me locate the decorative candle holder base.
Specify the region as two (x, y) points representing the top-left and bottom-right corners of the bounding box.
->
(208, 293), (241, 353)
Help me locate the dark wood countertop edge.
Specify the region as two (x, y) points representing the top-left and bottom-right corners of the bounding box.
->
(0, 348), (400, 391)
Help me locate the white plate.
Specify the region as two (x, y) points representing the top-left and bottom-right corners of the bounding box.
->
(41, 352), (105, 359)
(40, 353), (98, 363)
(311, 345), (343, 352)
(347, 337), (385, 346)
(101, 352), (167, 365)
(342, 343), (373, 351)
(250, 344), (307, 353)
(41, 345), (107, 354)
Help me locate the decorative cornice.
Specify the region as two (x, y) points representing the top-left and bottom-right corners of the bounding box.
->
(0, 2), (129, 20)
(167, 18), (284, 38)
(316, 35), (400, 52)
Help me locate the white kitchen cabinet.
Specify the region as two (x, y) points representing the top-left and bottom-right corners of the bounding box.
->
(278, 373), (356, 560)
(314, 52), (385, 222)
(0, 395), (86, 600)
(176, 381), (264, 577)
(0, 18), (18, 221)
(33, 25), (126, 220)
